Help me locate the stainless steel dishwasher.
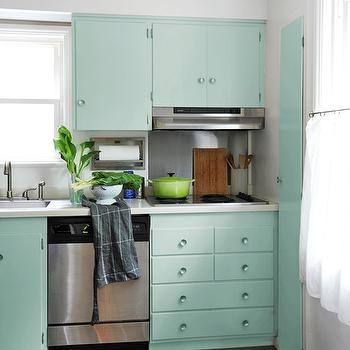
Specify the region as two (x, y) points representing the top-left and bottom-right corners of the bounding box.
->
(47, 215), (149, 350)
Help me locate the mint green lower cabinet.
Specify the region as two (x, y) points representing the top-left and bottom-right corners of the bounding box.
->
(152, 255), (213, 284)
(0, 218), (47, 350)
(215, 252), (274, 280)
(152, 280), (274, 312)
(215, 226), (273, 252)
(150, 212), (277, 349)
(152, 308), (274, 341)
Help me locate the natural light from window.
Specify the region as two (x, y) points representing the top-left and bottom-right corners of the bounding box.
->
(0, 26), (69, 162)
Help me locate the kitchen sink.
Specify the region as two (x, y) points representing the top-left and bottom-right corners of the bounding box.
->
(0, 199), (50, 209)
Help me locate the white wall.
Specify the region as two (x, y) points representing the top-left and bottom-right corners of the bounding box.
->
(0, 0), (268, 19)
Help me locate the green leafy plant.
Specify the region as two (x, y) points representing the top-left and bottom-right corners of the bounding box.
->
(71, 171), (142, 192)
(53, 126), (99, 179)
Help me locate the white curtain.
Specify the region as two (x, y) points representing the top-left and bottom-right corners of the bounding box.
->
(300, 0), (350, 325)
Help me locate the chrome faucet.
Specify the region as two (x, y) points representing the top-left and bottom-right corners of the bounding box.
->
(3, 161), (13, 198)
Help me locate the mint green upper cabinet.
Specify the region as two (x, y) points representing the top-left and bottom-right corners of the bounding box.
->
(152, 22), (265, 108)
(207, 25), (264, 107)
(152, 23), (207, 107)
(73, 16), (152, 130)
(0, 218), (47, 350)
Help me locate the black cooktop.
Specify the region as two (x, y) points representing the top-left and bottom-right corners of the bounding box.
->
(146, 193), (268, 206)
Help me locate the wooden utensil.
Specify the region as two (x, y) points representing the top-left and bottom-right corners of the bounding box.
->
(238, 154), (254, 169)
(193, 148), (228, 195)
(244, 154), (254, 169)
(239, 154), (246, 169)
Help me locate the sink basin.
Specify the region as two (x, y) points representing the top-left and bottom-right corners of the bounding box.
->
(0, 199), (50, 209)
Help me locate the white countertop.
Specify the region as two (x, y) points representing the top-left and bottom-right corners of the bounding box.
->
(0, 198), (278, 218)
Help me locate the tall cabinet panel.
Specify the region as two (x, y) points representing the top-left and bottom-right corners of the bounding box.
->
(0, 218), (47, 350)
(152, 23), (207, 107)
(278, 17), (304, 350)
(73, 17), (152, 130)
(207, 25), (264, 107)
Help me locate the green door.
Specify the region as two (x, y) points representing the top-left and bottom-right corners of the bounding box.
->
(74, 17), (152, 130)
(207, 24), (264, 107)
(152, 23), (207, 107)
(0, 233), (46, 350)
(278, 17), (304, 350)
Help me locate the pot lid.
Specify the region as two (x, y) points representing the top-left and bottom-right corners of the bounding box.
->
(151, 176), (193, 183)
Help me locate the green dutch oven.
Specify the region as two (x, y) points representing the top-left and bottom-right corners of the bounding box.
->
(148, 173), (195, 199)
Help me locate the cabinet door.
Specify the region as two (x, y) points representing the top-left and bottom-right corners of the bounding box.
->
(278, 17), (303, 350)
(152, 23), (207, 107)
(0, 234), (45, 350)
(74, 18), (152, 130)
(207, 25), (264, 107)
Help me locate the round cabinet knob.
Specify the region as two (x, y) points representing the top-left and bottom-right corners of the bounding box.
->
(242, 320), (249, 327)
(242, 292), (249, 300)
(179, 295), (187, 303)
(198, 77), (205, 84)
(179, 323), (187, 332)
(242, 264), (249, 272)
(179, 267), (187, 276)
(0, 254), (3, 261)
(241, 237), (248, 245)
(179, 239), (187, 248)
(77, 99), (86, 106)
(209, 77), (216, 84)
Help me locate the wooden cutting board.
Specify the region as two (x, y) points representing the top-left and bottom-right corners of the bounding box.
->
(193, 148), (228, 195)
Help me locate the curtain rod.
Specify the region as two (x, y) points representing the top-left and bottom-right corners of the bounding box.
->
(309, 107), (350, 118)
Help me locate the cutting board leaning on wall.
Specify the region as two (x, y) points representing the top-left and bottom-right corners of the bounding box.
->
(193, 148), (228, 195)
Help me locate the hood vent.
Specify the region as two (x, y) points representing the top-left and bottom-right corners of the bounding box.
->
(152, 107), (265, 130)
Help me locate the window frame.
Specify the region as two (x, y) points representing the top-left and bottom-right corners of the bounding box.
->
(0, 23), (71, 165)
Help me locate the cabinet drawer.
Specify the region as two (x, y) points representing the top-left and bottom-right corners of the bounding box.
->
(152, 255), (213, 284)
(152, 308), (274, 340)
(215, 253), (273, 280)
(152, 280), (274, 312)
(215, 226), (273, 253)
(152, 228), (213, 256)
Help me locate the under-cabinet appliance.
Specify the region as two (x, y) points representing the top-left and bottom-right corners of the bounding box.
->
(152, 107), (265, 130)
(146, 193), (268, 206)
(47, 215), (150, 350)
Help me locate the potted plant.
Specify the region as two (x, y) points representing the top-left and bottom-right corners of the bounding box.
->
(53, 125), (99, 203)
(72, 171), (142, 204)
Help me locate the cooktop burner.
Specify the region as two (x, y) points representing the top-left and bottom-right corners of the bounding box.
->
(146, 193), (268, 206)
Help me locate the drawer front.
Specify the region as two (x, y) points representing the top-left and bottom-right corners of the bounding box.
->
(152, 280), (274, 312)
(152, 228), (213, 256)
(152, 255), (213, 284)
(215, 253), (273, 280)
(152, 308), (274, 340)
(215, 226), (273, 253)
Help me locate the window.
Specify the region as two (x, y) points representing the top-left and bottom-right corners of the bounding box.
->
(0, 24), (70, 163)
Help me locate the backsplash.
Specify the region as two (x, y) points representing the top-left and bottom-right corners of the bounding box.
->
(148, 130), (248, 179)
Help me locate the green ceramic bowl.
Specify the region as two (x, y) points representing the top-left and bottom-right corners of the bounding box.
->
(149, 176), (194, 199)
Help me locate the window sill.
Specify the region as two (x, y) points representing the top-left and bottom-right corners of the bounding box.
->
(0, 161), (66, 168)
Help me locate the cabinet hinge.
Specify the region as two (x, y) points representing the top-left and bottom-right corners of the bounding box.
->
(259, 92), (262, 102)
(40, 238), (44, 250)
(41, 332), (44, 345)
(150, 91), (153, 101)
(259, 32), (262, 42)
(146, 28), (149, 38)
(150, 28), (153, 39)
(302, 36), (305, 47)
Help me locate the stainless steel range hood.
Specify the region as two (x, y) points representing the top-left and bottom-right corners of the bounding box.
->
(152, 107), (265, 130)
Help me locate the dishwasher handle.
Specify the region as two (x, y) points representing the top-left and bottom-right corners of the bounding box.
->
(48, 217), (93, 244)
